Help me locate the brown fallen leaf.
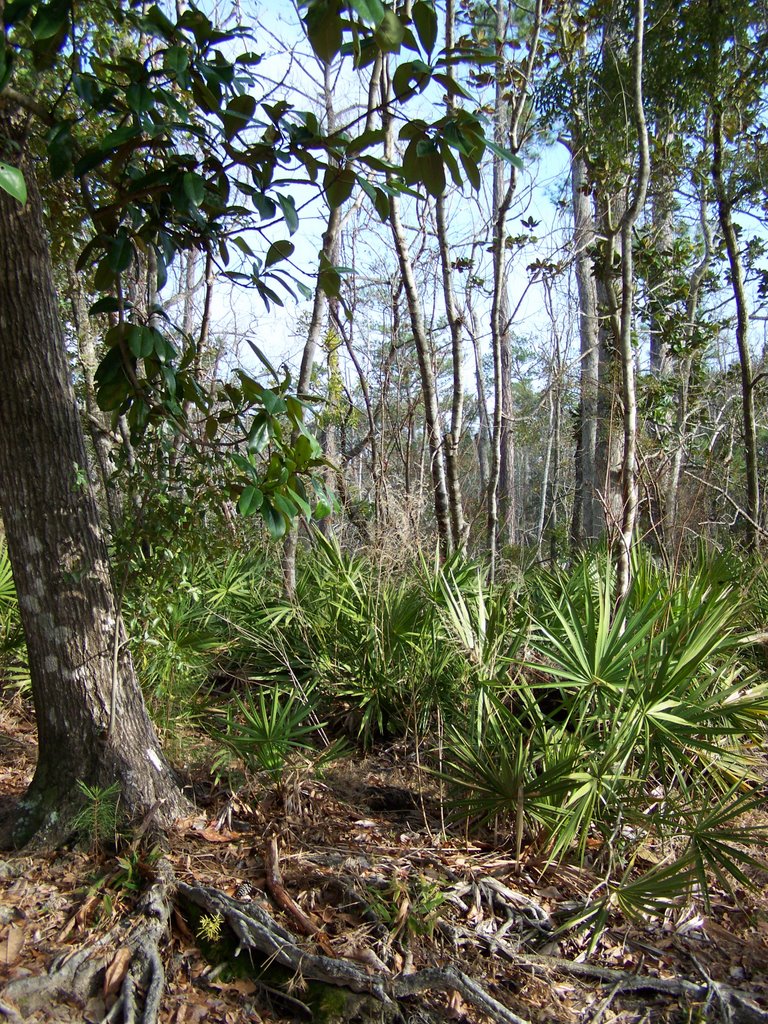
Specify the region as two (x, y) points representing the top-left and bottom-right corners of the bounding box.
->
(0, 923), (26, 966)
(197, 827), (238, 843)
(59, 892), (101, 940)
(103, 946), (133, 1002)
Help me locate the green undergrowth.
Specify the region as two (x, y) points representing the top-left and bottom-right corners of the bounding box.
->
(5, 532), (768, 936)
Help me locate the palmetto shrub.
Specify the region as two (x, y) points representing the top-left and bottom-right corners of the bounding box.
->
(440, 552), (768, 915)
(0, 538), (30, 698)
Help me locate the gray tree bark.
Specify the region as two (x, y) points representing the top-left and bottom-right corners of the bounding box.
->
(712, 104), (760, 553)
(0, 123), (187, 846)
(569, 151), (600, 544)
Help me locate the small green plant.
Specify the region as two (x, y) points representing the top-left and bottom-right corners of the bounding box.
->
(367, 875), (447, 943)
(70, 780), (121, 849)
(197, 912), (223, 944)
(211, 682), (326, 781)
(112, 845), (161, 894)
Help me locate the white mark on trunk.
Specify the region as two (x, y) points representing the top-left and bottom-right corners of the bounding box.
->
(44, 655), (59, 673)
(146, 748), (163, 772)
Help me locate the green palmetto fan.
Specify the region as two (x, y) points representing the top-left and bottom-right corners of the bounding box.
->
(440, 552), (768, 922)
(0, 539), (30, 696)
(212, 682), (328, 781)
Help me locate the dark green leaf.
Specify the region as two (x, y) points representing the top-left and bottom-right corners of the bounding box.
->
(318, 251), (341, 298)
(0, 162), (26, 205)
(419, 147), (445, 197)
(484, 137), (524, 169)
(265, 239), (294, 268)
(273, 493), (298, 519)
(126, 83), (155, 114)
(253, 193), (277, 220)
(238, 485), (264, 516)
(106, 234), (134, 274)
(374, 187), (390, 221)
(392, 59), (432, 101)
(277, 193), (299, 234)
(287, 486), (313, 518)
(432, 72), (473, 100)
(222, 93), (256, 139)
(323, 164), (356, 208)
(47, 121), (74, 179)
(163, 45), (189, 76)
(348, 0), (385, 25)
(261, 499), (287, 540)
(374, 9), (405, 52)
(31, 0), (69, 41)
(183, 172), (205, 207)
(412, 1), (438, 55)
(247, 414), (270, 453)
(143, 5), (177, 40)
(88, 296), (122, 316)
(127, 326), (156, 359)
(260, 388), (287, 416)
(304, 0), (343, 64)
(4, 0), (34, 27)
(460, 151), (481, 190)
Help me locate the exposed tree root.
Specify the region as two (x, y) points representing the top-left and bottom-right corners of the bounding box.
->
(1, 857), (175, 1024)
(177, 879), (541, 1022)
(6, 853), (763, 1024)
(437, 916), (768, 1024)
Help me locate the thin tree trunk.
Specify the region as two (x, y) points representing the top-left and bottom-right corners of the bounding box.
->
(712, 105), (760, 553)
(612, 0), (650, 598)
(664, 198), (713, 555)
(435, 198), (467, 555)
(67, 265), (123, 537)
(486, 0), (543, 578)
(382, 61), (453, 558)
(569, 150), (600, 544)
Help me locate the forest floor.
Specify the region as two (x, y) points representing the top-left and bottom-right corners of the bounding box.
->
(1, 701), (768, 1024)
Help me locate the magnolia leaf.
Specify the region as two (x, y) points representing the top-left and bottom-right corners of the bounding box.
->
(348, 0), (385, 25)
(412, 1), (438, 55)
(392, 59), (431, 101)
(261, 499), (287, 540)
(304, 0), (343, 64)
(324, 165), (356, 208)
(484, 137), (524, 169)
(238, 485), (263, 516)
(222, 93), (256, 139)
(265, 239), (294, 268)
(277, 193), (299, 235)
(374, 9), (405, 52)
(182, 172), (205, 207)
(0, 162), (26, 205)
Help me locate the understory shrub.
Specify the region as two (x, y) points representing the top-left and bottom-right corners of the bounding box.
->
(439, 551), (768, 923)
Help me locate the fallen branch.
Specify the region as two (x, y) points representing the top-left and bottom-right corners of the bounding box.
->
(264, 834), (334, 955)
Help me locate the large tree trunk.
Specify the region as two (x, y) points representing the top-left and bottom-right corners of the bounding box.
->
(0, 128), (187, 846)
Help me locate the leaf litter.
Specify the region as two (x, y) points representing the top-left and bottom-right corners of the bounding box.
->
(0, 706), (767, 1024)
